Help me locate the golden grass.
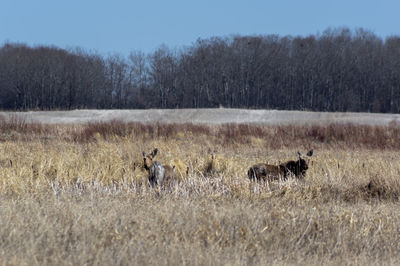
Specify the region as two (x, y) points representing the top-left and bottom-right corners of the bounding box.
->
(1, 121), (400, 265)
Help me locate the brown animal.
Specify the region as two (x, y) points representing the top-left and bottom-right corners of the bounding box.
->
(142, 148), (175, 187)
(248, 150), (313, 182)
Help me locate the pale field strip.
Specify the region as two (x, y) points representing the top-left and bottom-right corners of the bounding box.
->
(2, 108), (400, 125)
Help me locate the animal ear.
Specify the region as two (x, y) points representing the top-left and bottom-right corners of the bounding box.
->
(142, 152), (146, 157)
(298, 151), (302, 158)
(151, 148), (158, 157)
(307, 149), (313, 157)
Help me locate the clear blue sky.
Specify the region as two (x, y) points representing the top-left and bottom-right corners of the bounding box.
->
(1, 0), (399, 56)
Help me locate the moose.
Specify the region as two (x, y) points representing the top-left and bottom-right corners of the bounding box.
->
(142, 148), (175, 187)
(248, 149), (313, 182)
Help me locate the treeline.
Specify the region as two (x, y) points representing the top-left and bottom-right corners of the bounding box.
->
(1, 27), (400, 112)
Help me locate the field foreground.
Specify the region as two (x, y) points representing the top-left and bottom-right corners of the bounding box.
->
(1, 115), (400, 265)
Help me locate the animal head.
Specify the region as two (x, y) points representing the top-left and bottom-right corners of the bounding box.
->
(285, 149), (313, 177)
(142, 148), (158, 170)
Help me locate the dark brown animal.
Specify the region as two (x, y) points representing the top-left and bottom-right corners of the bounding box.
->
(248, 150), (313, 182)
(142, 148), (175, 187)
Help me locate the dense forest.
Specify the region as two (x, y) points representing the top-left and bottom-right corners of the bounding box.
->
(1, 27), (400, 112)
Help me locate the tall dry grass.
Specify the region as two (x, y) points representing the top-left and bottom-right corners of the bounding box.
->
(1, 117), (400, 265)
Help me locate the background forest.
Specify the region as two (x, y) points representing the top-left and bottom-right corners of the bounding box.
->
(1, 27), (400, 112)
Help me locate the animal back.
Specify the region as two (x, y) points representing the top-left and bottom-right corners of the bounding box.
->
(248, 163), (284, 181)
(149, 161), (165, 186)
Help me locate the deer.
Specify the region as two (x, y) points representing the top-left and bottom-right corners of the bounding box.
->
(142, 148), (175, 188)
(248, 149), (313, 182)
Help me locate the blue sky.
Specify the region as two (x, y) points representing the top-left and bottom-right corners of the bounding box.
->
(1, 0), (399, 55)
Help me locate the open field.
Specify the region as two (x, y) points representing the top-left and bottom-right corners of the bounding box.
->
(2, 108), (400, 125)
(1, 111), (400, 265)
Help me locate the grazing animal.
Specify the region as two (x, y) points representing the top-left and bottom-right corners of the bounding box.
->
(142, 148), (175, 187)
(248, 149), (313, 182)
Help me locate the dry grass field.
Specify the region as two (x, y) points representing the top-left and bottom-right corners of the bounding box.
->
(1, 113), (400, 265)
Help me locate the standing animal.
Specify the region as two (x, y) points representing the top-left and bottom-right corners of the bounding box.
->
(142, 148), (175, 187)
(248, 149), (313, 182)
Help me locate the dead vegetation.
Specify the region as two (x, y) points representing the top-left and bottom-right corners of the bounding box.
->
(1, 117), (400, 265)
